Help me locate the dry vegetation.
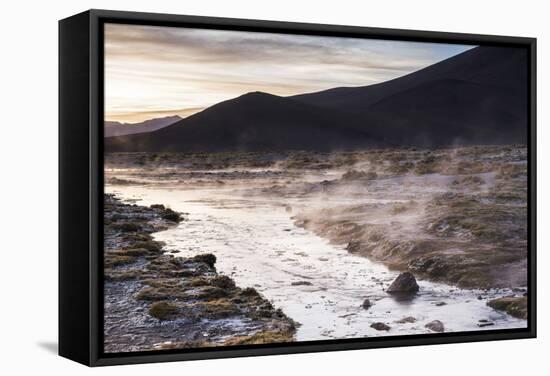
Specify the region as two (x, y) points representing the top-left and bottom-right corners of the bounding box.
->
(105, 144), (528, 324)
(103, 195), (296, 353)
(288, 145), (528, 290)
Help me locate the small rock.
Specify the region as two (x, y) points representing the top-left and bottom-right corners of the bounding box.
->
(477, 322), (495, 327)
(425, 320), (445, 332)
(291, 281), (313, 286)
(370, 322), (391, 331)
(477, 295), (483, 300)
(387, 272), (419, 295)
(434, 301), (447, 306)
(478, 319), (489, 323)
(339, 313), (356, 319)
(191, 253), (216, 268)
(362, 299), (372, 310)
(395, 316), (417, 324)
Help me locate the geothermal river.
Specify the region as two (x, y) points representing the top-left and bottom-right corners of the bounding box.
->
(107, 184), (526, 341)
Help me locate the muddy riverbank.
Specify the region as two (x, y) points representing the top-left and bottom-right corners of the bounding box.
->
(103, 194), (296, 353)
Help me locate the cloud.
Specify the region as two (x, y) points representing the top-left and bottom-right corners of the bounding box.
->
(104, 23), (473, 122)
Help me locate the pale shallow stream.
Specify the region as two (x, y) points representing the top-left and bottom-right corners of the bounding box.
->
(107, 184), (526, 341)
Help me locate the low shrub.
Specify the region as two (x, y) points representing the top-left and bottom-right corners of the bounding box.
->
(149, 301), (179, 320)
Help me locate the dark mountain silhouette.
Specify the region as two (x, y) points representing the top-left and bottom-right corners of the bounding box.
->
(104, 115), (181, 137)
(292, 46), (528, 146)
(105, 92), (384, 152)
(105, 45), (528, 152)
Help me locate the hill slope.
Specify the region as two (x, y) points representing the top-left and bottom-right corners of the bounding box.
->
(292, 46), (528, 146)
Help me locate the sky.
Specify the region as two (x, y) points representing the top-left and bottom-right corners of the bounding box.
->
(105, 23), (473, 123)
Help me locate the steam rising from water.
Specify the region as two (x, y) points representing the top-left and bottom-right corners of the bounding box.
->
(105, 145), (528, 339)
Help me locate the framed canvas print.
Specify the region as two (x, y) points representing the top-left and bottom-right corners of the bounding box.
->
(59, 9), (536, 366)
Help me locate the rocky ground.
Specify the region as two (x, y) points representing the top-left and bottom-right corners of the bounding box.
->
(104, 194), (296, 353)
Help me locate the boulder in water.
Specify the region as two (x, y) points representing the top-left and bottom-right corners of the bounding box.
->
(362, 299), (372, 310)
(387, 272), (419, 294)
(395, 316), (417, 324)
(425, 320), (445, 332)
(370, 322), (391, 331)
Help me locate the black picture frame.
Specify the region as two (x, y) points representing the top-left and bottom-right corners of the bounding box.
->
(59, 9), (537, 367)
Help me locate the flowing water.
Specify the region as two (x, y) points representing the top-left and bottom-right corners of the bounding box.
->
(106, 182), (526, 341)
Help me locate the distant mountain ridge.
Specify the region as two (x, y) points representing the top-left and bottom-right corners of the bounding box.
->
(105, 46), (528, 152)
(104, 115), (181, 137)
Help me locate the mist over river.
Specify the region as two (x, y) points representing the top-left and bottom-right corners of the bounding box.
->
(106, 176), (526, 340)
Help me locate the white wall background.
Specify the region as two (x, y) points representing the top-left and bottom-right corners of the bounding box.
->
(1, 0), (547, 374)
